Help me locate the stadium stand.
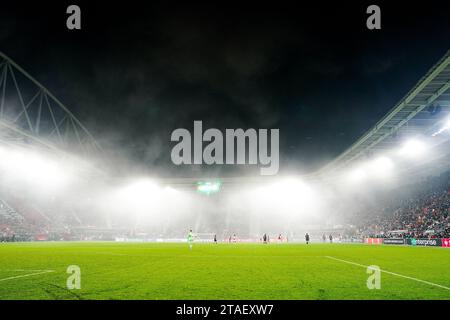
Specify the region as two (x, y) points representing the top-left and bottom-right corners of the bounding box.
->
(351, 171), (450, 239)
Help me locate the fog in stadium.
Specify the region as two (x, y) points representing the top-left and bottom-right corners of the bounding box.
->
(2, 2), (450, 303)
(0, 2), (449, 244)
(1, 128), (449, 239)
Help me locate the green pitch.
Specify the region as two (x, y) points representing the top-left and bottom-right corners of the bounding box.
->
(0, 242), (449, 300)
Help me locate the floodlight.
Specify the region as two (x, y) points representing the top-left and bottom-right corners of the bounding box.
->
(369, 156), (394, 177)
(399, 139), (427, 157)
(273, 178), (310, 196)
(265, 178), (316, 209)
(348, 167), (367, 182)
(0, 146), (72, 189)
(119, 179), (160, 207)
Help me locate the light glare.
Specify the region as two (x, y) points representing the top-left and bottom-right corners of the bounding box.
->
(399, 139), (426, 157)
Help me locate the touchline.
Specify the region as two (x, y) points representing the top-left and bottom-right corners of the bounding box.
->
(171, 121), (279, 175)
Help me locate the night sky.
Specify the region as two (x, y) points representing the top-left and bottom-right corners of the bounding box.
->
(1, 1), (450, 177)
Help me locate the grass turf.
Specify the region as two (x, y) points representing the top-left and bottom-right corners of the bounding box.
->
(0, 242), (449, 300)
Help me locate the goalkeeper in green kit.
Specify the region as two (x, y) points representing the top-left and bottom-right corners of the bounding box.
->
(187, 229), (194, 250)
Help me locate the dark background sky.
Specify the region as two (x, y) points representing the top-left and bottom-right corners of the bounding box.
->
(1, 1), (449, 177)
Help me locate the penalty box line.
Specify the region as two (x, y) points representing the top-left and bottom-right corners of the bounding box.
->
(0, 270), (55, 283)
(324, 256), (450, 291)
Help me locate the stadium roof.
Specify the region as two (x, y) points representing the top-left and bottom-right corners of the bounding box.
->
(0, 51), (105, 178)
(318, 50), (450, 176)
(0, 51), (102, 157)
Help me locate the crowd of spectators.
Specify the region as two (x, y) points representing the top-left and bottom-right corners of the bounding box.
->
(354, 172), (450, 239)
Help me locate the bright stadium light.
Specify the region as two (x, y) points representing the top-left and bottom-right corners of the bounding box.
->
(251, 177), (318, 213)
(348, 167), (367, 182)
(163, 186), (178, 194)
(369, 156), (394, 177)
(273, 178), (310, 197)
(22, 154), (69, 187)
(118, 179), (161, 208)
(372, 156), (393, 169)
(197, 181), (221, 195)
(399, 139), (427, 157)
(0, 145), (72, 190)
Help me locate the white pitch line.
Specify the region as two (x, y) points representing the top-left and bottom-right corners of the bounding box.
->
(0, 270), (55, 282)
(324, 256), (450, 291)
(11, 269), (55, 272)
